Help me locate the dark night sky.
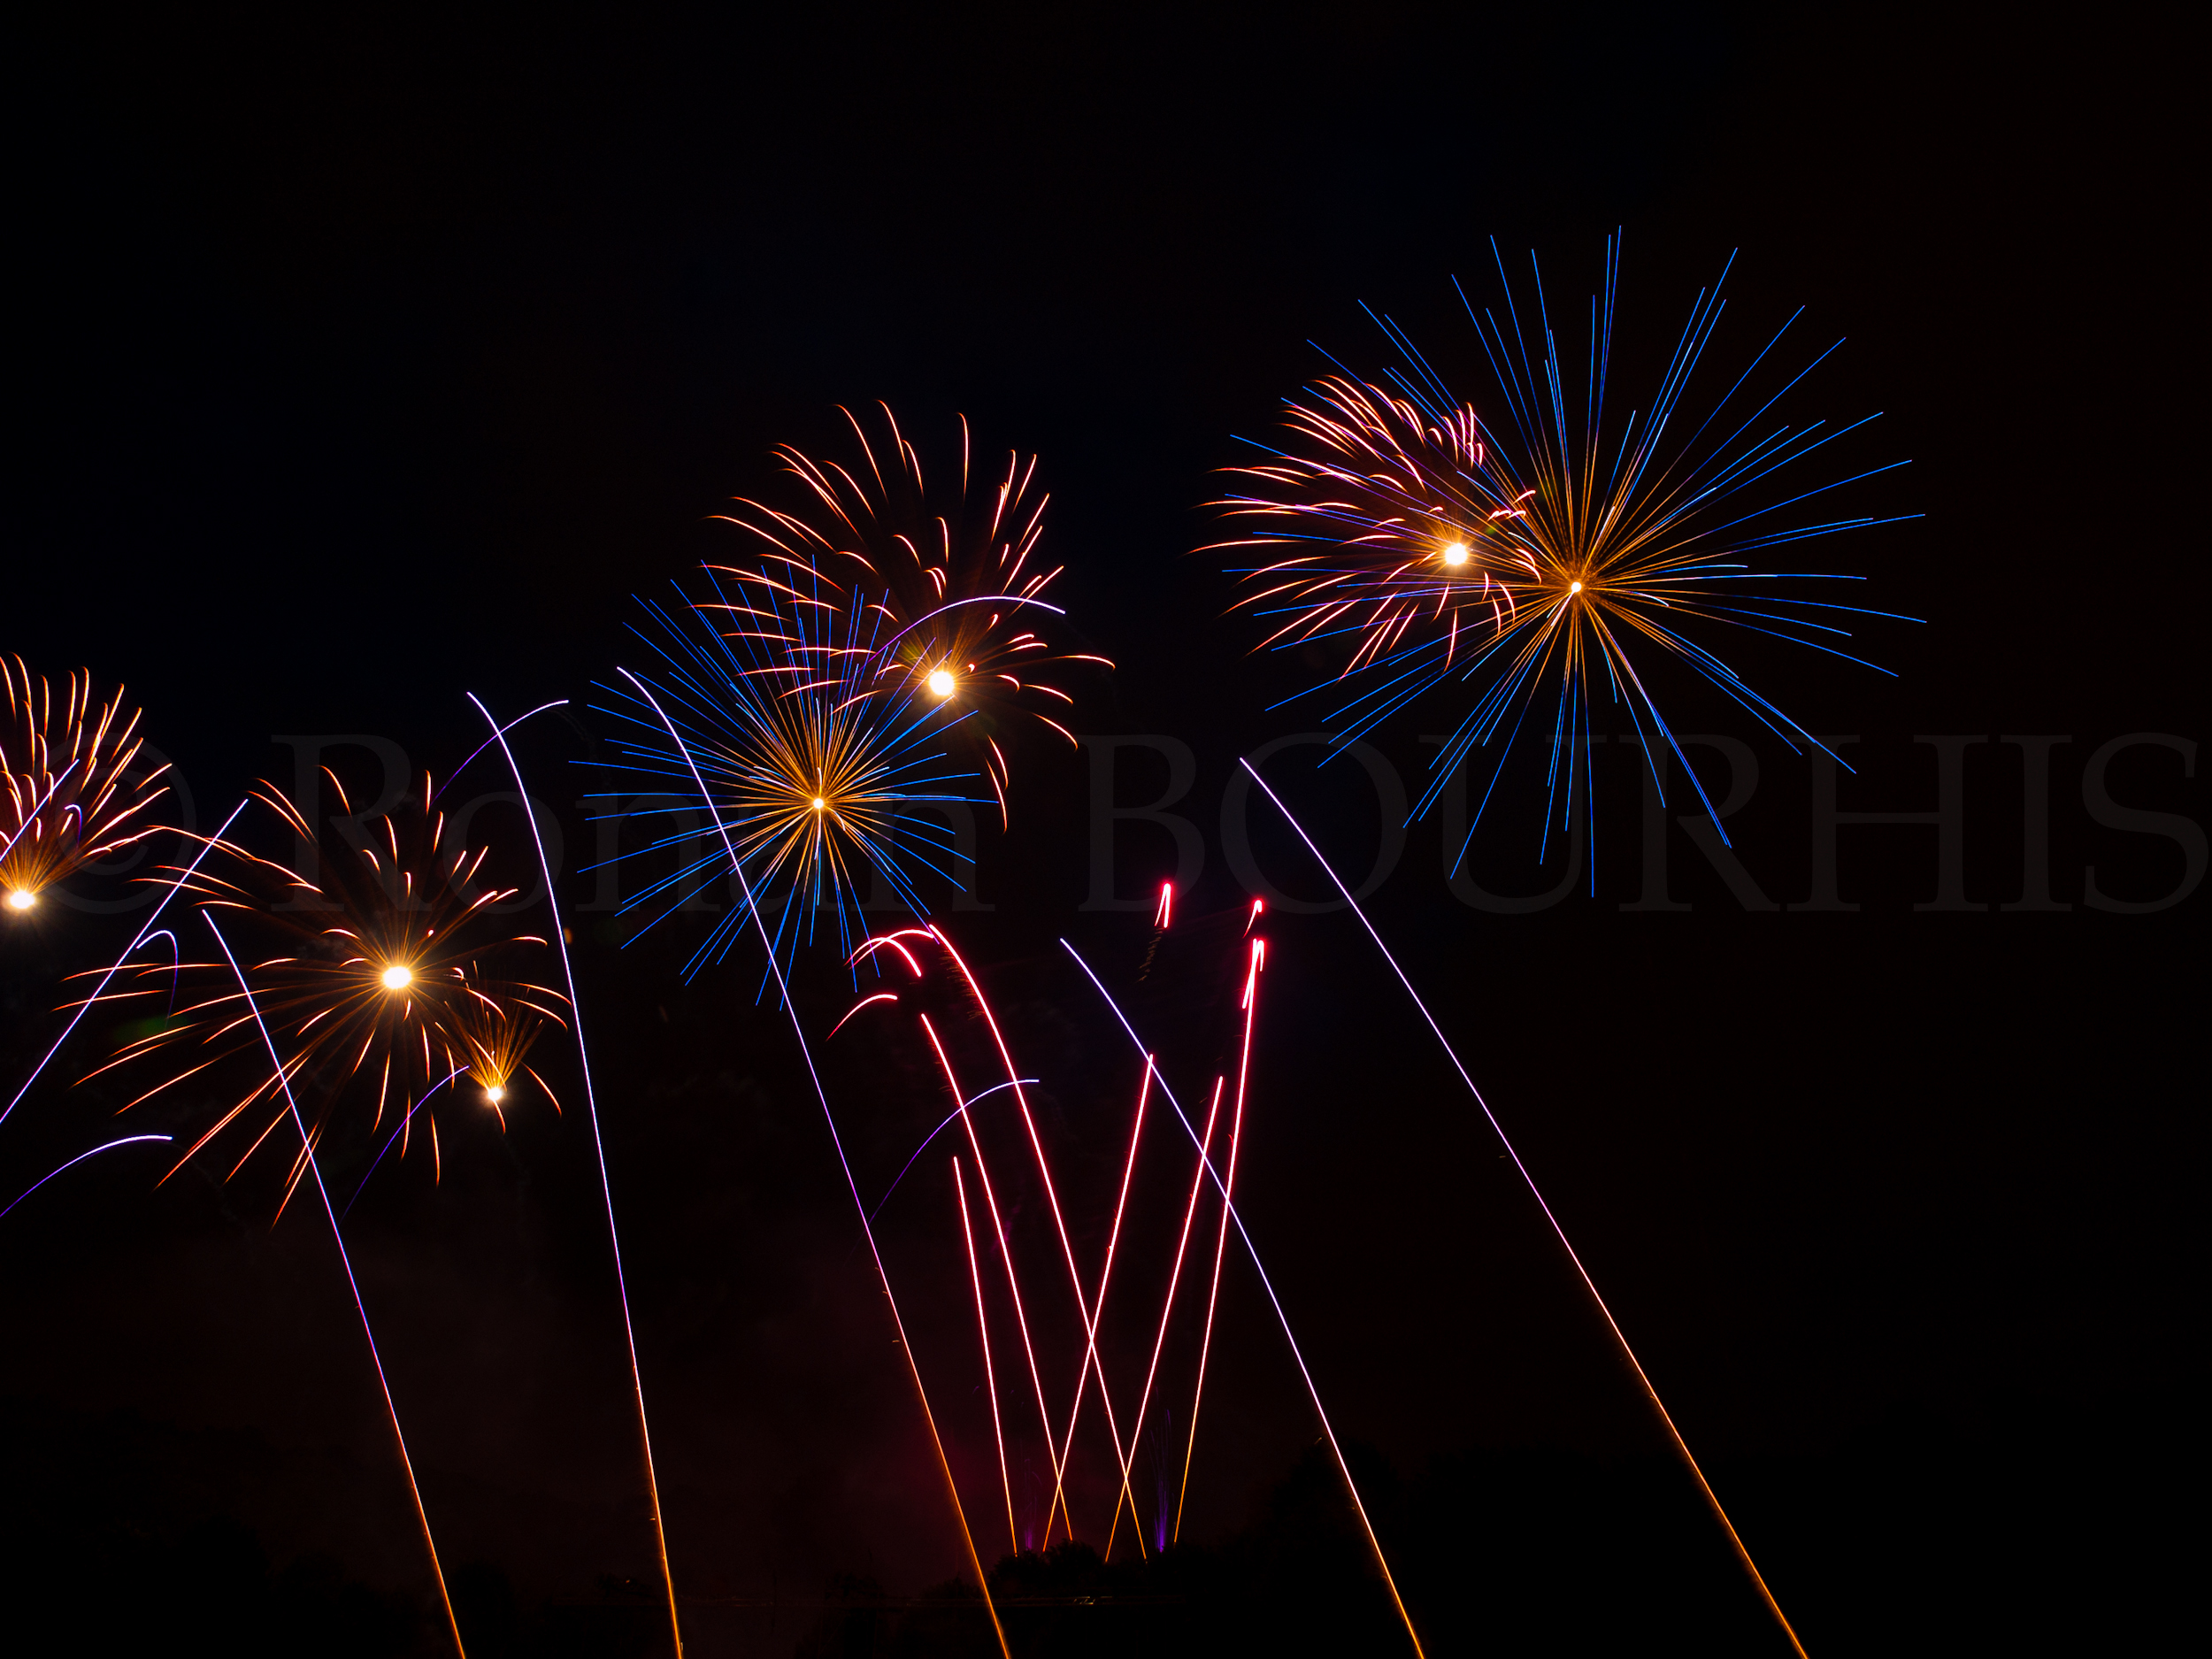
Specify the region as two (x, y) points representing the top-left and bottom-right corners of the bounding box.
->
(3, 8), (2201, 1656)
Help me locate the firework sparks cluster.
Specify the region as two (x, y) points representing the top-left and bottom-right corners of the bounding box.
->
(839, 917), (1268, 1563)
(2, 657), (168, 911)
(2, 240), (1894, 1657)
(1212, 237), (1916, 866)
(76, 771), (566, 1206)
(591, 407), (1110, 977)
(718, 405), (1108, 817)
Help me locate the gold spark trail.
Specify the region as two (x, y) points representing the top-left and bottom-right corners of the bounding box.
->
(1241, 755), (1807, 1657)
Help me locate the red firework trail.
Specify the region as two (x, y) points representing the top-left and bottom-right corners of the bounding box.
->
(924, 926), (1147, 1546)
(1102, 1074), (1225, 1564)
(951, 1157), (1017, 1558)
(851, 930), (1225, 1555)
(622, 670), (1010, 1657)
(911, 1005), (1064, 1551)
(1059, 935), (1427, 1657)
(1176, 937), (1263, 1542)
(1050, 1053), (1155, 1555)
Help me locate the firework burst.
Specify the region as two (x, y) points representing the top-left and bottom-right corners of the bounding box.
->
(711, 405), (1110, 825)
(593, 559), (984, 979)
(77, 770), (564, 1207)
(1212, 234), (1917, 868)
(2, 657), (170, 912)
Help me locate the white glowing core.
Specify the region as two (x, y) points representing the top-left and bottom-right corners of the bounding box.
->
(927, 668), (956, 698)
(380, 964), (414, 991)
(1569, 580), (1585, 595)
(4, 889), (35, 911)
(486, 1085), (505, 1103)
(1441, 541), (1471, 568)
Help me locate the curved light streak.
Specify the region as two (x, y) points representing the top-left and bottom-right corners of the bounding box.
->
(1058, 935), (1426, 1657)
(2, 796), (249, 1131)
(617, 667), (1010, 1659)
(0, 758), (78, 864)
(872, 594), (1067, 661)
(1177, 941), (1262, 1540)
(437, 700), (570, 803)
(952, 1156), (1018, 1557)
(0, 1133), (171, 1222)
(827, 992), (900, 1041)
(467, 691), (683, 1659)
(868, 1078), (1039, 1224)
(1238, 753), (1806, 1657)
(204, 911), (465, 1656)
(341, 1066), (469, 1221)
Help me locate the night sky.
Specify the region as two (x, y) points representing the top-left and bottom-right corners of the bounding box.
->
(4, 10), (2200, 1656)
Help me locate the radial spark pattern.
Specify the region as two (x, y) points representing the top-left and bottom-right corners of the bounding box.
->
(592, 559), (983, 979)
(1212, 235), (1917, 868)
(2, 657), (170, 910)
(77, 772), (563, 1206)
(713, 405), (1110, 824)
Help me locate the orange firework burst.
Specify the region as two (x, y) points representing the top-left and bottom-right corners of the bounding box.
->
(2, 657), (170, 912)
(78, 770), (565, 1205)
(710, 404), (1110, 824)
(1213, 236), (1915, 864)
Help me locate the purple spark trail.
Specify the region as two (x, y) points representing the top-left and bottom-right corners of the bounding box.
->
(1238, 753), (1808, 1658)
(467, 692), (684, 1659)
(204, 911), (465, 1655)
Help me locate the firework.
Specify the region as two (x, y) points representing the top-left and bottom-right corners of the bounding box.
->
(0, 1133), (173, 1222)
(1059, 931), (1427, 1655)
(469, 691), (684, 1659)
(1240, 757), (1806, 1656)
(1173, 938), (1261, 1543)
(624, 665), (1012, 1655)
(1, 657), (169, 911)
(2, 798), (248, 1133)
(952, 1156), (1018, 1555)
(1212, 234), (1916, 867)
(60, 765), (565, 1657)
(593, 563), (983, 978)
(1099, 1072), (1220, 1563)
(710, 405), (1110, 825)
(835, 914), (1420, 1655)
(77, 770), (564, 1206)
(199, 906), (467, 1655)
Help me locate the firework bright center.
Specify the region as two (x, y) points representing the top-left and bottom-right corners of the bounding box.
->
(380, 964), (414, 991)
(4, 889), (35, 911)
(1569, 580), (1585, 595)
(1440, 541), (1471, 568)
(926, 668), (956, 698)
(485, 1085), (505, 1103)
(811, 796), (826, 810)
